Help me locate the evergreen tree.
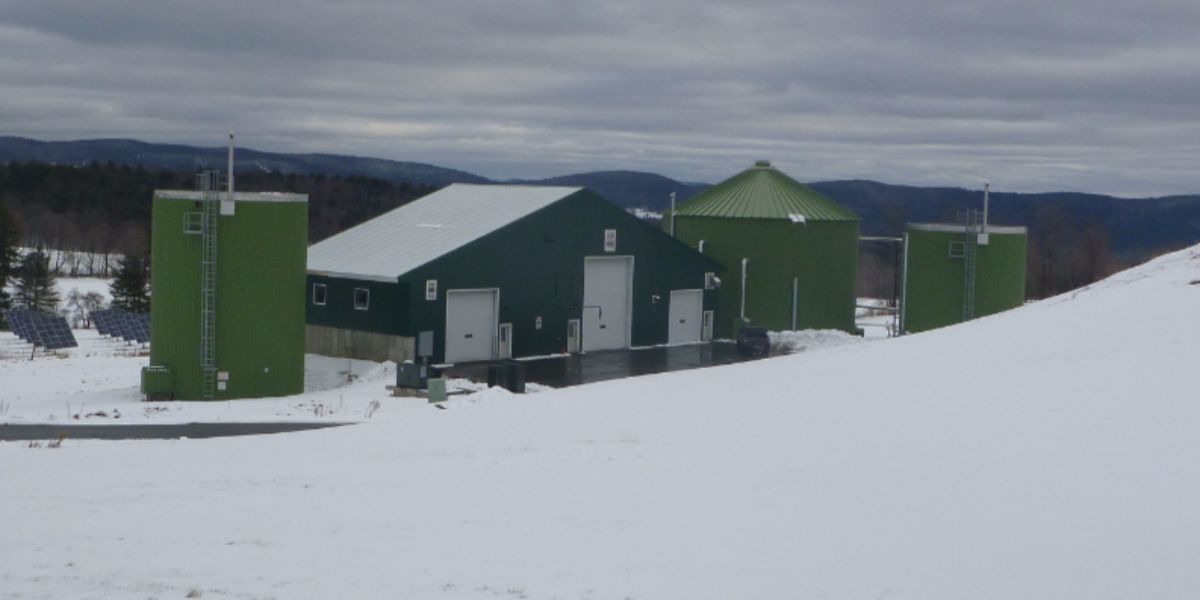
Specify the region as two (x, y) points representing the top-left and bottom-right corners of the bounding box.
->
(0, 202), (20, 328)
(110, 254), (150, 313)
(14, 248), (59, 313)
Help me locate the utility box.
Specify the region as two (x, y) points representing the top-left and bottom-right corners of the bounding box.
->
(148, 189), (309, 400)
(396, 361), (441, 390)
(140, 365), (174, 401)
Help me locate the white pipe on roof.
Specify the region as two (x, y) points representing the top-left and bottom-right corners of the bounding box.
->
(740, 258), (748, 322)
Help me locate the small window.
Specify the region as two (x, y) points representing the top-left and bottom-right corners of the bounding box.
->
(787, 213), (806, 224)
(604, 228), (617, 252)
(425, 279), (438, 301)
(353, 287), (370, 311)
(312, 283), (327, 306)
(704, 272), (717, 290)
(183, 212), (203, 234)
(948, 241), (966, 258)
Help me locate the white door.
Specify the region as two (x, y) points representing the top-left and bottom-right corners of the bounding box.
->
(582, 257), (633, 351)
(445, 289), (498, 363)
(498, 323), (513, 359)
(668, 289), (704, 345)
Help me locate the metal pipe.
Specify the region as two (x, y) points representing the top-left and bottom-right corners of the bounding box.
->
(669, 191), (676, 236)
(791, 277), (798, 330)
(982, 181), (989, 232)
(740, 258), (748, 322)
(227, 133), (235, 198)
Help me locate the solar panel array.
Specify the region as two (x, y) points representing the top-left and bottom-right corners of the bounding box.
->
(3, 309), (79, 350)
(93, 309), (151, 344)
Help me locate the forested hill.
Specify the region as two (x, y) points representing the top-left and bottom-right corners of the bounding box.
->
(0, 137), (487, 188)
(0, 161), (434, 252)
(810, 180), (1200, 259)
(2, 136), (1199, 261)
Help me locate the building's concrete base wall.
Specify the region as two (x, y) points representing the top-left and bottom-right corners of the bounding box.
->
(305, 324), (414, 363)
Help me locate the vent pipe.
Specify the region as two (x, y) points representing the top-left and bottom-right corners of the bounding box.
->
(227, 133), (235, 197)
(982, 181), (990, 232)
(221, 134), (236, 216)
(669, 191), (676, 236)
(740, 258), (749, 322)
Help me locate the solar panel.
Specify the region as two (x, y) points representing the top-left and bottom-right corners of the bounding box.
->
(92, 309), (117, 336)
(31, 312), (77, 350)
(5, 310), (39, 344)
(100, 308), (151, 344)
(132, 313), (151, 344)
(3, 309), (76, 350)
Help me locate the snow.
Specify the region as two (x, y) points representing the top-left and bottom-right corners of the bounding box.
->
(768, 328), (865, 354)
(55, 276), (113, 304)
(2, 245), (1199, 598)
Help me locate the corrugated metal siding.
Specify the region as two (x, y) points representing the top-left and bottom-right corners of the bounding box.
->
(148, 194), (307, 400)
(307, 184), (582, 280)
(901, 228), (1027, 334)
(674, 216), (859, 335)
(674, 164), (858, 221)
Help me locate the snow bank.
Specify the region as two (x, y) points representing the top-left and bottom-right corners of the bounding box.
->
(1, 245), (1198, 599)
(767, 328), (865, 354)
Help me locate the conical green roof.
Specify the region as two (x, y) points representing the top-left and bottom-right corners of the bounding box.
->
(676, 161), (858, 221)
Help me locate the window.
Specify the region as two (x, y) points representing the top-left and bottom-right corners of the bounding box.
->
(353, 287), (370, 311)
(312, 283), (327, 306)
(425, 279), (438, 301)
(787, 213), (806, 224)
(183, 212), (203, 234)
(948, 241), (966, 258)
(704, 272), (717, 290)
(604, 228), (617, 252)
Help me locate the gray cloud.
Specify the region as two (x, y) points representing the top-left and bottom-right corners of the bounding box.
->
(1, 0), (1198, 196)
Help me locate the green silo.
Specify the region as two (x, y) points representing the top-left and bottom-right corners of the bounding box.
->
(900, 223), (1027, 334)
(673, 161), (859, 336)
(141, 189), (309, 400)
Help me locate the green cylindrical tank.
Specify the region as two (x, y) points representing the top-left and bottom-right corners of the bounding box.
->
(145, 190), (308, 400)
(900, 223), (1027, 334)
(674, 161), (859, 336)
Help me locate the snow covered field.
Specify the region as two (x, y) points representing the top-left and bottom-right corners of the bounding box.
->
(2, 245), (1199, 598)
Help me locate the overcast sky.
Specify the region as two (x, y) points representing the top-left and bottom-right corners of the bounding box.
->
(1, 1), (1198, 196)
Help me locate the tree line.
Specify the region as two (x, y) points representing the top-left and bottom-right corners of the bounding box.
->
(0, 161), (433, 329)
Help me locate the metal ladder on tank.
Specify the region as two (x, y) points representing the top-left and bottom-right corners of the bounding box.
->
(961, 209), (978, 322)
(197, 171), (221, 400)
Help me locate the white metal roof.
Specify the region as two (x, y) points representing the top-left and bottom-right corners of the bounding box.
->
(307, 184), (583, 281)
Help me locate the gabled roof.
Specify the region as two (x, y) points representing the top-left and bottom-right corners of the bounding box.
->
(675, 161), (858, 221)
(307, 184), (582, 281)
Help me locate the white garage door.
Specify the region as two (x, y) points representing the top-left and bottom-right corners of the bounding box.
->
(668, 289), (704, 345)
(445, 289), (498, 363)
(582, 257), (633, 352)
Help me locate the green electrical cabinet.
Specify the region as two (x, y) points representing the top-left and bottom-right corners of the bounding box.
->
(673, 161), (859, 337)
(142, 190), (309, 400)
(900, 223), (1027, 334)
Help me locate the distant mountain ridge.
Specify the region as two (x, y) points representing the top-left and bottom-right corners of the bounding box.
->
(0, 137), (489, 187)
(3, 136), (1198, 257)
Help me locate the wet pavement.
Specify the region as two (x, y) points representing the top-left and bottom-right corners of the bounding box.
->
(444, 341), (753, 388)
(0, 421), (350, 442)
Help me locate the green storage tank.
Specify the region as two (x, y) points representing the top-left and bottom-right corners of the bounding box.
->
(673, 161), (859, 336)
(143, 189), (309, 400)
(900, 223), (1027, 334)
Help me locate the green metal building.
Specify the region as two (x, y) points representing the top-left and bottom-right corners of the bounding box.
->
(672, 161), (860, 336)
(900, 223), (1027, 334)
(141, 189), (309, 400)
(306, 184), (722, 364)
